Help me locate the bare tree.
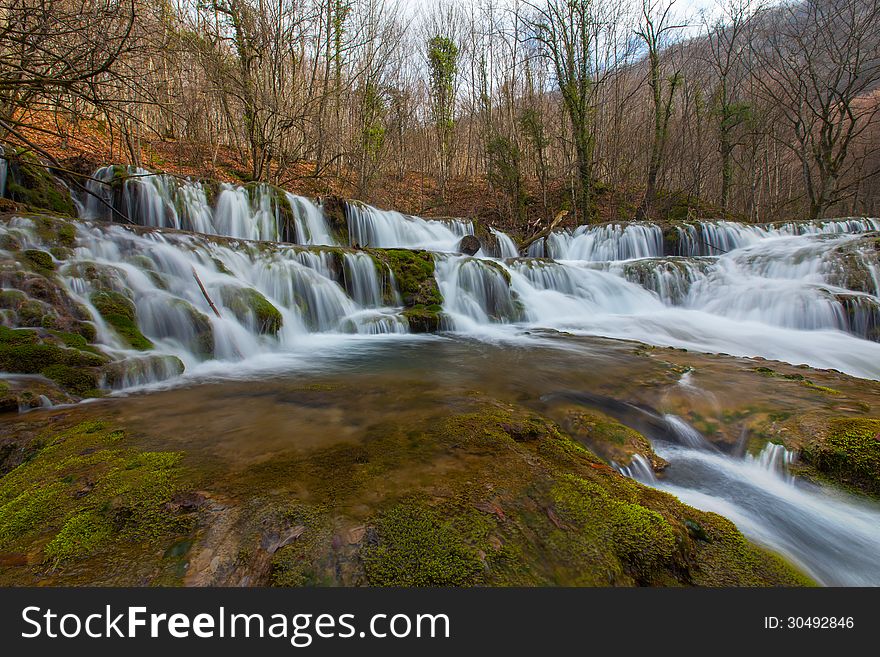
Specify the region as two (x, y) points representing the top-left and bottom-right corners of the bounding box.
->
(752, 0), (880, 220)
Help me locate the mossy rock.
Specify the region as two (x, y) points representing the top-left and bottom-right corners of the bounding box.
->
(372, 249), (442, 309)
(362, 501), (485, 586)
(23, 249), (55, 273)
(3, 154), (76, 216)
(40, 364), (100, 397)
(322, 195), (350, 245)
(560, 409), (668, 471)
(169, 299), (214, 358)
(90, 290), (154, 350)
(402, 304), (442, 333)
(0, 421), (193, 566)
(218, 286), (283, 335)
(801, 418), (880, 496)
(100, 354), (185, 389)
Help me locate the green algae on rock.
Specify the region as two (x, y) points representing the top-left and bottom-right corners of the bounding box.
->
(801, 418), (880, 496)
(90, 290), (154, 350)
(0, 421), (193, 574)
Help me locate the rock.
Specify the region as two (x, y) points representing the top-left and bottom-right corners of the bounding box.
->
(458, 234), (481, 255)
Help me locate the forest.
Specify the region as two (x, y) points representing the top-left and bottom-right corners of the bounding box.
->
(2, 0), (879, 229)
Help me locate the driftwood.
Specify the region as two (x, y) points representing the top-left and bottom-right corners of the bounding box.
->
(191, 266), (222, 318)
(518, 209), (569, 252)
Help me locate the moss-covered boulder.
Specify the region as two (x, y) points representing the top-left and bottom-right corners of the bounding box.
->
(369, 248), (444, 331)
(801, 418), (880, 496)
(559, 408), (668, 471)
(3, 153), (76, 216)
(90, 290), (154, 350)
(218, 285), (283, 335)
(0, 326), (107, 397)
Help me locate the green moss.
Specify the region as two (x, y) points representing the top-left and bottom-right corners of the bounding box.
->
(0, 420), (192, 563)
(362, 501), (484, 586)
(90, 290), (154, 350)
(40, 364), (100, 397)
(218, 286), (283, 335)
(561, 409), (665, 469)
(45, 511), (113, 561)
(57, 223), (77, 247)
(551, 474), (676, 580)
(801, 418), (880, 496)
(0, 342), (105, 372)
(4, 157), (76, 216)
(401, 304), (442, 333)
(270, 504), (334, 586)
(23, 249), (55, 272)
(376, 249), (442, 307)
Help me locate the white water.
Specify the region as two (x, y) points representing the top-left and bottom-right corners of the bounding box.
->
(435, 231), (880, 379)
(635, 440), (880, 586)
(80, 166), (336, 246)
(0, 217), (409, 388)
(490, 228), (519, 258)
(346, 202), (473, 251)
(606, 412), (880, 586)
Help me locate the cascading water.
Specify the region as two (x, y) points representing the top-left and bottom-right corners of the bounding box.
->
(434, 228), (880, 377)
(79, 166), (335, 246)
(608, 410), (880, 586)
(5, 164), (880, 586)
(675, 218), (880, 256)
(346, 202), (473, 251)
(546, 223), (665, 261)
(0, 217), (408, 388)
(490, 228), (519, 258)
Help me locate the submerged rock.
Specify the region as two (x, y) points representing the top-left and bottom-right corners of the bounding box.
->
(0, 399), (812, 587)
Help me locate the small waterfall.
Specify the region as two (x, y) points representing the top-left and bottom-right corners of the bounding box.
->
(214, 183), (280, 240)
(746, 442), (797, 483)
(617, 258), (711, 305)
(435, 255), (523, 326)
(490, 228), (519, 258)
(342, 252), (383, 307)
(0, 217), (411, 389)
(546, 223), (665, 261)
(286, 193), (334, 245)
(663, 415), (713, 449)
(347, 202), (473, 251)
(526, 238), (546, 258)
(675, 218), (880, 256)
(618, 454), (657, 483)
(79, 166), (336, 247)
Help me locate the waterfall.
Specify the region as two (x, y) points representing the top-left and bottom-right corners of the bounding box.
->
(614, 418), (880, 585)
(0, 217), (410, 388)
(435, 255), (523, 326)
(746, 442), (797, 483)
(674, 218), (880, 256)
(342, 252), (383, 307)
(490, 228), (519, 258)
(664, 414), (714, 449)
(545, 223), (665, 261)
(286, 192), (334, 245)
(618, 454), (658, 483)
(346, 202), (473, 251)
(78, 166), (335, 246)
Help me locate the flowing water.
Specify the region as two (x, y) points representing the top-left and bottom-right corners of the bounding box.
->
(3, 166), (880, 585)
